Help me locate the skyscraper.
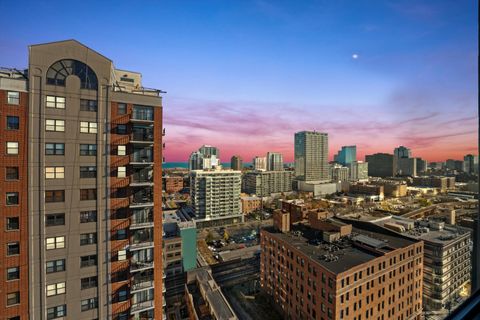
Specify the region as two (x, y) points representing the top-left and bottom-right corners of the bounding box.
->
(334, 145), (356, 166)
(294, 131), (329, 181)
(230, 155), (243, 171)
(394, 145), (412, 159)
(365, 153), (397, 177)
(348, 160), (369, 181)
(253, 156), (267, 171)
(199, 144), (219, 158)
(0, 40), (164, 320)
(189, 145), (220, 170)
(267, 152), (284, 171)
(463, 154), (477, 174)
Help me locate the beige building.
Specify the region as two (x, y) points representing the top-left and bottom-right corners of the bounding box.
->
(240, 195), (262, 214)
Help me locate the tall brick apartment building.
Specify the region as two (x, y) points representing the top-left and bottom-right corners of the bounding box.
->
(0, 40), (164, 320)
(261, 212), (424, 320)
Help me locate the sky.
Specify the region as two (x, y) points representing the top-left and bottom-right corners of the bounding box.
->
(0, 0), (477, 162)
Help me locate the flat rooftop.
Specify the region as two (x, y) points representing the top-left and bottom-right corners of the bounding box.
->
(341, 212), (471, 245)
(263, 221), (416, 275)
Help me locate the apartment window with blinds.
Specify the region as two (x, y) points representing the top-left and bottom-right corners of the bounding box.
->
(6, 292), (20, 306)
(45, 213), (65, 226)
(81, 297), (98, 311)
(45, 167), (65, 179)
(46, 282), (66, 296)
(46, 259), (66, 273)
(47, 305), (66, 320)
(7, 91), (20, 105)
(81, 255), (97, 267)
(46, 236), (65, 250)
(80, 121), (97, 133)
(118, 145), (127, 155)
(46, 96), (65, 109)
(6, 167), (19, 180)
(45, 190), (65, 202)
(45, 119), (65, 132)
(7, 267), (20, 280)
(6, 192), (19, 205)
(80, 233), (97, 245)
(80, 210), (97, 223)
(6, 217), (19, 230)
(80, 166), (96, 178)
(81, 276), (98, 289)
(6, 142), (19, 155)
(7, 242), (20, 255)
(117, 166), (127, 178)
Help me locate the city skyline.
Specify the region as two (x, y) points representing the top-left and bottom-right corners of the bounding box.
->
(1, 0), (477, 163)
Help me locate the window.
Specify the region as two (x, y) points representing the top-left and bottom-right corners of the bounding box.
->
(46, 259), (65, 273)
(45, 119), (65, 132)
(80, 166), (96, 178)
(81, 255), (97, 267)
(46, 96), (65, 109)
(118, 145), (126, 156)
(7, 242), (19, 255)
(7, 267), (19, 280)
(117, 289), (128, 302)
(46, 236), (65, 250)
(47, 304), (66, 320)
(6, 142), (19, 154)
(80, 233), (97, 245)
(45, 143), (65, 155)
(81, 276), (98, 289)
(80, 99), (98, 111)
(6, 292), (20, 306)
(80, 121), (97, 133)
(116, 229), (128, 240)
(80, 144), (97, 156)
(45, 167), (64, 179)
(80, 210), (97, 223)
(80, 188), (97, 201)
(45, 213), (65, 226)
(6, 116), (19, 130)
(117, 166), (127, 178)
(6, 217), (19, 230)
(47, 282), (66, 296)
(45, 190), (65, 202)
(6, 167), (19, 180)
(118, 249), (127, 261)
(81, 297), (98, 311)
(6, 192), (19, 205)
(118, 103), (127, 115)
(117, 124), (127, 134)
(7, 91), (20, 105)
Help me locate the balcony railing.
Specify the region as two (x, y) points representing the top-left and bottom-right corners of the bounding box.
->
(130, 191), (154, 208)
(131, 169), (154, 186)
(130, 260), (154, 272)
(130, 299), (155, 314)
(131, 276), (155, 292)
(130, 213), (154, 229)
(131, 109), (154, 122)
(131, 129), (154, 143)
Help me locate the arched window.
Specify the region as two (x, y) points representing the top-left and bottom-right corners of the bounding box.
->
(46, 59), (98, 90)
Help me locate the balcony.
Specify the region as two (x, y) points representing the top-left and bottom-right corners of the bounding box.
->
(131, 126), (154, 145)
(130, 299), (155, 314)
(130, 168), (154, 187)
(131, 276), (154, 293)
(129, 188), (154, 208)
(130, 148), (154, 165)
(130, 208), (154, 229)
(130, 228), (154, 250)
(130, 260), (154, 272)
(131, 108), (154, 124)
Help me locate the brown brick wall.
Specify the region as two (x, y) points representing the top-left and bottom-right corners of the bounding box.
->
(0, 90), (29, 319)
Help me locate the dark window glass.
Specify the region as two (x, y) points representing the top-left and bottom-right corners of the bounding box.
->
(80, 166), (96, 178)
(80, 99), (98, 112)
(118, 103), (127, 115)
(81, 276), (98, 289)
(117, 124), (127, 134)
(81, 297), (98, 311)
(80, 233), (97, 245)
(116, 229), (128, 240)
(46, 59), (97, 90)
(45, 143), (65, 155)
(6, 217), (19, 230)
(47, 304), (66, 320)
(80, 144), (97, 156)
(7, 267), (20, 280)
(6, 192), (19, 205)
(7, 242), (20, 255)
(6, 116), (19, 130)
(80, 188), (97, 201)
(45, 190), (65, 203)
(6, 167), (19, 180)
(45, 213), (65, 226)
(80, 210), (97, 223)
(80, 255), (97, 267)
(46, 259), (66, 273)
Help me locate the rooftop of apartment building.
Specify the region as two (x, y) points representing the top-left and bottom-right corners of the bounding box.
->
(263, 219), (417, 275)
(163, 211), (196, 238)
(340, 211), (471, 245)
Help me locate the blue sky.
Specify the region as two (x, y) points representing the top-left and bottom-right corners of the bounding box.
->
(0, 0), (477, 161)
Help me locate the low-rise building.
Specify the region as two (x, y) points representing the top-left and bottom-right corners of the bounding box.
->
(349, 183), (385, 200)
(241, 195), (262, 214)
(412, 176), (455, 192)
(261, 212), (424, 320)
(164, 176), (184, 193)
(370, 179), (408, 197)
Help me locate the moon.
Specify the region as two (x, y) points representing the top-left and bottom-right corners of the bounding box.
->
(352, 53), (359, 59)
